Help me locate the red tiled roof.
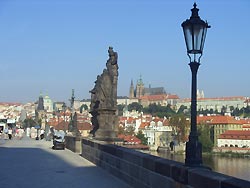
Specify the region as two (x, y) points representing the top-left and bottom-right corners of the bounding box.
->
(51, 121), (68, 130)
(244, 99), (250, 103)
(119, 117), (127, 121)
(77, 122), (92, 130)
(197, 115), (242, 125)
(167, 94), (179, 99)
(218, 130), (250, 140)
(118, 134), (141, 144)
(0, 102), (22, 106)
(140, 94), (167, 101)
(243, 125), (250, 128)
(48, 118), (92, 131)
(139, 122), (150, 129)
(239, 119), (250, 124)
(153, 117), (163, 123)
(197, 116), (213, 123)
(126, 117), (135, 124)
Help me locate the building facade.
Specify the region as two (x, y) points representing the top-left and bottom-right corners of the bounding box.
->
(218, 130), (250, 148)
(197, 115), (243, 146)
(129, 76), (166, 99)
(177, 96), (246, 113)
(43, 94), (53, 112)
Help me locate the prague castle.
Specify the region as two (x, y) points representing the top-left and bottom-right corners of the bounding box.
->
(128, 76), (179, 107)
(129, 76), (166, 99)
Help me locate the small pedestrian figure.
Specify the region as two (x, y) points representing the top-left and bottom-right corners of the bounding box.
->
(40, 129), (45, 140)
(3, 128), (8, 140)
(8, 128), (13, 140)
(170, 141), (175, 151)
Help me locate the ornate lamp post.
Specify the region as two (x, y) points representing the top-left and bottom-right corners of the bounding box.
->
(181, 3), (210, 167)
(62, 102), (67, 133)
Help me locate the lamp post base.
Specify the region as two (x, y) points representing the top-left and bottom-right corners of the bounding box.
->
(185, 139), (203, 167)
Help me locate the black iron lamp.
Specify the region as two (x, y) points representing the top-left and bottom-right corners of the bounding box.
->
(182, 3), (210, 63)
(181, 3), (210, 167)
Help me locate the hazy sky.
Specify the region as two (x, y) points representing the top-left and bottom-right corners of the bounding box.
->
(0, 0), (249, 103)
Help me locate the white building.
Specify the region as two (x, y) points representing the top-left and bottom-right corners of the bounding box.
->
(217, 130), (250, 148)
(43, 94), (53, 112)
(177, 96), (246, 113)
(140, 118), (172, 148)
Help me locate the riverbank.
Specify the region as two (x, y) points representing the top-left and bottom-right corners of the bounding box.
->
(211, 151), (250, 158)
(157, 146), (250, 156)
(213, 146), (250, 154)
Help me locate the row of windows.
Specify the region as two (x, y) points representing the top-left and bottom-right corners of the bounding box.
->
(215, 124), (240, 129)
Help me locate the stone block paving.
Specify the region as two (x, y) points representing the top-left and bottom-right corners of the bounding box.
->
(0, 136), (131, 188)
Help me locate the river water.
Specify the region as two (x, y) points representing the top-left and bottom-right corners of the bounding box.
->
(149, 151), (250, 181)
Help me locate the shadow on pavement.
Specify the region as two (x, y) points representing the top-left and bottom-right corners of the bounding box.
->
(0, 146), (131, 188)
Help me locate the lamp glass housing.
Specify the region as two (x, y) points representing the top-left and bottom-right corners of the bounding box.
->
(182, 3), (210, 62)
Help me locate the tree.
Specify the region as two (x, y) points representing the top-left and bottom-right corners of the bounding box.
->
(136, 130), (148, 145)
(221, 106), (227, 115)
(80, 104), (88, 113)
(128, 102), (143, 112)
(144, 103), (158, 114)
(232, 107), (240, 116)
(143, 103), (176, 118)
(169, 115), (188, 143)
(242, 106), (250, 118)
(23, 118), (37, 129)
(177, 105), (187, 115)
(208, 108), (214, 114)
(165, 104), (176, 117)
(117, 104), (125, 116)
(118, 125), (125, 135)
(124, 125), (135, 135)
(198, 124), (214, 152)
(229, 106), (234, 112)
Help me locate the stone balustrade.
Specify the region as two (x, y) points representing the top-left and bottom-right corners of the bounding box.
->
(65, 135), (81, 153)
(65, 136), (250, 188)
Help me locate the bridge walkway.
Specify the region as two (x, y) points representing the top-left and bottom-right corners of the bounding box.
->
(0, 136), (131, 188)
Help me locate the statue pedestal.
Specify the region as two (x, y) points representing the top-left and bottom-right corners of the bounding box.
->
(94, 108), (121, 142)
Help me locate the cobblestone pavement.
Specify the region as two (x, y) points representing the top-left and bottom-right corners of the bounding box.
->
(0, 136), (131, 188)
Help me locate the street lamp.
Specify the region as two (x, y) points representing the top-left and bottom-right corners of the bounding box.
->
(181, 3), (210, 167)
(62, 102), (67, 133)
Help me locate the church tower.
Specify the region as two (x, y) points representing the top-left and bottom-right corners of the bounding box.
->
(135, 75), (144, 98)
(36, 92), (46, 130)
(129, 79), (135, 99)
(37, 92), (44, 111)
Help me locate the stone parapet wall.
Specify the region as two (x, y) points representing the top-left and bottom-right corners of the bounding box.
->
(65, 136), (81, 153)
(81, 138), (250, 188)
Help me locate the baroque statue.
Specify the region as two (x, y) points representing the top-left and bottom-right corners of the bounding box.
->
(89, 47), (118, 138)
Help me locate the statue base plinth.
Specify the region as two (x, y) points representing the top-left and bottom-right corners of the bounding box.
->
(91, 108), (121, 143)
(94, 129), (123, 143)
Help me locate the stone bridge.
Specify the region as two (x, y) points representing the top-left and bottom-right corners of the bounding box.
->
(65, 136), (250, 188)
(1, 135), (249, 188)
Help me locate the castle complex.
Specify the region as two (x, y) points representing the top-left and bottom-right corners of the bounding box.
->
(129, 76), (166, 99)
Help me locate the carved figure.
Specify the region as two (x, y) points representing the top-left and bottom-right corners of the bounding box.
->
(89, 47), (118, 137)
(89, 101), (100, 137)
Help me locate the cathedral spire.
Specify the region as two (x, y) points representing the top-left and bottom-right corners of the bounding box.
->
(136, 75), (144, 98)
(137, 74), (143, 85)
(129, 79), (135, 99)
